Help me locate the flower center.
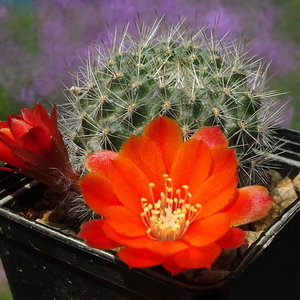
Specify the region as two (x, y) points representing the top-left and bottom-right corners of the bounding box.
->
(140, 174), (202, 241)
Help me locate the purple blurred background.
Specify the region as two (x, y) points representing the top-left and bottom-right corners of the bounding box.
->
(0, 0), (298, 113)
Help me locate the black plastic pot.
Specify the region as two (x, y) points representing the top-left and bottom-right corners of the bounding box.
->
(1, 128), (300, 300)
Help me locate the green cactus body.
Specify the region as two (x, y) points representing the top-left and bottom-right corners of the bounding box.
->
(60, 18), (285, 186)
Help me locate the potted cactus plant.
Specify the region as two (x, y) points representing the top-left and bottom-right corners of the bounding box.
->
(1, 17), (300, 299)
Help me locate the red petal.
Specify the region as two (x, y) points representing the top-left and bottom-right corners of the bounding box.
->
(119, 136), (166, 191)
(117, 247), (165, 268)
(0, 129), (19, 162)
(192, 171), (238, 219)
(77, 219), (121, 250)
(0, 127), (13, 140)
(12, 126), (53, 168)
(215, 227), (246, 249)
(0, 149), (25, 168)
(108, 156), (152, 215)
(105, 206), (147, 236)
(142, 116), (183, 173)
(31, 104), (51, 127)
(48, 106), (71, 164)
(20, 126), (51, 153)
(8, 117), (33, 142)
(85, 150), (118, 175)
(0, 165), (24, 175)
(224, 185), (273, 226)
(183, 213), (230, 247)
(80, 172), (121, 216)
(170, 138), (212, 194)
(0, 134), (26, 168)
(0, 121), (9, 129)
(173, 243), (221, 270)
(192, 126), (228, 148)
(49, 136), (76, 182)
(21, 106), (48, 129)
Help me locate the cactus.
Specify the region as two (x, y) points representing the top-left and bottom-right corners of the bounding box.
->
(59, 17), (285, 187)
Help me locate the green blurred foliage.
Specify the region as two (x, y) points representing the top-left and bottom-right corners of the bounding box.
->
(273, 0), (300, 42)
(0, 1), (38, 119)
(0, 283), (13, 300)
(3, 3), (38, 53)
(272, 0), (300, 129)
(0, 85), (20, 120)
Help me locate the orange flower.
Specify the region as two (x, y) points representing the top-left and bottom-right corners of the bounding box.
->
(78, 116), (273, 275)
(0, 104), (79, 196)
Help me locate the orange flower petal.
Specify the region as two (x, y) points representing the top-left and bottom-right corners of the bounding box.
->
(119, 136), (166, 191)
(192, 126), (228, 148)
(215, 227), (246, 249)
(183, 213), (231, 247)
(102, 223), (149, 248)
(173, 243), (221, 270)
(77, 116), (273, 276)
(170, 138), (212, 194)
(142, 116), (182, 172)
(80, 172), (121, 216)
(161, 257), (188, 276)
(108, 156), (152, 215)
(85, 150), (118, 175)
(117, 247), (165, 268)
(192, 171), (238, 219)
(210, 146), (237, 176)
(145, 240), (188, 256)
(224, 185), (273, 226)
(77, 219), (121, 250)
(105, 206), (147, 237)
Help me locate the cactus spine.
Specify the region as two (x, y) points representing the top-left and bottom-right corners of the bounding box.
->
(59, 17), (285, 186)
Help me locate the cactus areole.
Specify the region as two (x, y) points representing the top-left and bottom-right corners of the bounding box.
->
(60, 17), (285, 186)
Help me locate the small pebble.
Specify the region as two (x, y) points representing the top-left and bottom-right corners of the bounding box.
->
(183, 268), (231, 283)
(212, 249), (237, 270)
(293, 172), (300, 193)
(270, 177), (298, 205)
(245, 231), (263, 246)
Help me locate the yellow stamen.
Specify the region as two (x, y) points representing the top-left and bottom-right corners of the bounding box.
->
(140, 174), (202, 241)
